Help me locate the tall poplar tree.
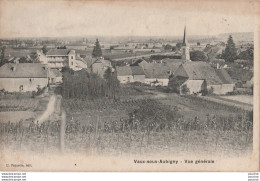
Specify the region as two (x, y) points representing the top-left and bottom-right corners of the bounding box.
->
(222, 35), (237, 62)
(92, 39), (102, 58)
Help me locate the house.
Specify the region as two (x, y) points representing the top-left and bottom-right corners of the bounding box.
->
(130, 58), (182, 86)
(173, 61), (235, 95)
(0, 63), (48, 92)
(48, 69), (62, 85)
(37, 49), (87, 71)
(116, 66), (133, 83)
(141, 63), (170, 86)
(116, 66), (145, 83)
(139, 61), (182, 86)
(131, 66), (146, 82)
(90, 57), (113, 78)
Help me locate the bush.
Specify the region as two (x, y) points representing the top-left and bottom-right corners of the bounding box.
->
(207, 87), (214, 95)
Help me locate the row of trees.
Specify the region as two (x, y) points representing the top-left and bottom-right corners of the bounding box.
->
(61, 67), (120, 100)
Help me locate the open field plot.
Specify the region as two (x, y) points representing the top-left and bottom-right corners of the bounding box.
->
(0, 97), (49, 123)
(220, 95), (253, 105)
(0, 98), (46, 112)
(5, 48), (37, 58)
(103, 51), (153, 60)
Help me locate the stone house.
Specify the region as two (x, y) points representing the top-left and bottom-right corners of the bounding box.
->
(0, 63), (48, 92)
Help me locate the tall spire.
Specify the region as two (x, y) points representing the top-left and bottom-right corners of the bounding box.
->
(181, 25), (190, 61)
(182, 26), (188, 46)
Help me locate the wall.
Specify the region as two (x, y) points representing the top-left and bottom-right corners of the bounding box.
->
(180, 80), (205, 95)
(0, 78), (48, 92)
(49, 77), (62, 84)
(133, 75), (145, 83)
(117, 75), (134, 83)
(145, 78), (169, 86)
(207, 84), (234, 95)
(220, 84), (235, 94)
(92, 63), (107, 78)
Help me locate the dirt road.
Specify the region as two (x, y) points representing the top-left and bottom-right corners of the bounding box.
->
(37, 95), (57, 123)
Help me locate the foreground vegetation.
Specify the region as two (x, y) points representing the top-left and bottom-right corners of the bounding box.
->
(0, 97), (253, 156)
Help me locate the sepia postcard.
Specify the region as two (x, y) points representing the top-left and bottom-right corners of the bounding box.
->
(0, 0), (259, 172)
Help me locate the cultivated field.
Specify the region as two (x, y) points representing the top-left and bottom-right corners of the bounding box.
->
(0, 92), (253, 157)
(0, 96), (49, 125)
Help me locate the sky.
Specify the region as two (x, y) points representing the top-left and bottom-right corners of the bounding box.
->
(0, 0), (257, 38)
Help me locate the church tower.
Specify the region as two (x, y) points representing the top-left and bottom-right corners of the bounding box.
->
(181, 26), (191, 61)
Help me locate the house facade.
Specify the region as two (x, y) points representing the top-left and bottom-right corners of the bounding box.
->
(116, 66), (145, 83)
(0, 63), (48, 92)
(90, 57), (113, 78)
(37, 49), (87, 71)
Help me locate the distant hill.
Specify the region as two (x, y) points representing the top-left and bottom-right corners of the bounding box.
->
(217, 32), (253, 42)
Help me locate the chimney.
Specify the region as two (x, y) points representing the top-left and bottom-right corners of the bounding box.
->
(217, 63), (220, 69)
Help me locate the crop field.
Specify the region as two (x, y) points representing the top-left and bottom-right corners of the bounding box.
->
(0, 97), (49, 124)
(0, 95), (253, 157)
(0, 98), (45, 112)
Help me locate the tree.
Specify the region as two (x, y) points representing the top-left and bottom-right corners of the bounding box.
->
(164, 44), (173, 51)
(176, 42), (182, 50)
(0, 46), (7, 67)
(19, 57), (31, 63)
(42, 45), (48, 54)
(237, 46), (253, 62)
(221, 35), (237, 62)
(57, 46), (67, 49)
(190, 50), (208, 61)
(181, 84), (190, 95)
(92, 39), (102, 58)
(30, 51), (40, 63)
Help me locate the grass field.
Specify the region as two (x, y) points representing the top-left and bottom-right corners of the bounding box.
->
(221, 95), (253, 105)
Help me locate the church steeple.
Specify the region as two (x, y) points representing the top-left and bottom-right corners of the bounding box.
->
(182, 26), (188, 46)
(181, 26), (191, 61)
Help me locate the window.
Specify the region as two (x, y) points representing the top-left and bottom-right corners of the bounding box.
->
(19, 85), (23, 92)
(127, 77), (130, 82)
(71, 62), (73, 65)
(71, 56), (73, 59)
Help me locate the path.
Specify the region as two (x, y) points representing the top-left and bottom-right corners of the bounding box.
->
(37, 95), (57, 123)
